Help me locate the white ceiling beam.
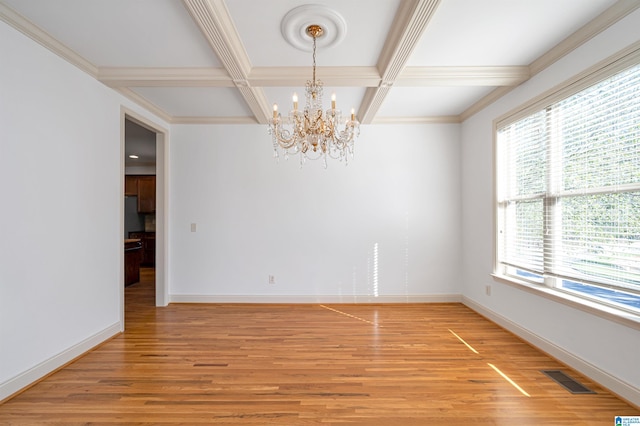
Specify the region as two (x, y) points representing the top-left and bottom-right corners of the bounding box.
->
(182, 0), (271, 124)
(98, 67), (234, 87)
(249, 67), (381, 87)
(172, 116), (257, 125)
(99, 66), (382, 88)
(397, 66), (530, 86)
(372, 116), (461, 124)
(359, 0), (442, 124)
(98, 65), (528, 89)
(181, 0), (249, 80)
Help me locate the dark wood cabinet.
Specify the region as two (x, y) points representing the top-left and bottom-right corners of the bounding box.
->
(124, 175), (156, 213)
(129, 232), (155, 267)
(142, 233), (155, 265)
(124, 239), (143, 286)
(137, 176), (155, 213)
(124, 175), (138, 196)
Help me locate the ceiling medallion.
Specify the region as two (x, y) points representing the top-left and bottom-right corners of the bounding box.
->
(280, 4), (347, 52)
(269, 21), (360, 168)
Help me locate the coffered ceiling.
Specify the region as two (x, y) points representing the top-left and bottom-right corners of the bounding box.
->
(1, 0), (637, 125)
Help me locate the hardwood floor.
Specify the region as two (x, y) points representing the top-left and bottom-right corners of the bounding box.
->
(0, 268), (637, 424)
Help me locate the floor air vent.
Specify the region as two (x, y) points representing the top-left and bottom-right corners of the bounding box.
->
(541, 370), (595, 394)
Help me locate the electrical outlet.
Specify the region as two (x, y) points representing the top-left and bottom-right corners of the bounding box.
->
(268, 275), (275, 284)
(190, 223), (197, 232)
(486, 285), (492, 296)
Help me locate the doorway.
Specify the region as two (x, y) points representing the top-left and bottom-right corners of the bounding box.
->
(121, 110), (168, 328)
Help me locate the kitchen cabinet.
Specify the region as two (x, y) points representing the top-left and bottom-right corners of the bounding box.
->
(142, 233), (155, 265)
(137, 176), (156, 213)
(124, 239), (142, 285)
(124, 175), (138, 196)
(125, 175), (156, 213)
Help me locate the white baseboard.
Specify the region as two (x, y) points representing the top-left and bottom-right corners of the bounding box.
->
(462, 296), (640, 408)
(0, 322), (121, 402)
(169, 293), (463, 304)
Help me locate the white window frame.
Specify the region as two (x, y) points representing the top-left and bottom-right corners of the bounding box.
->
(493, 42), (640, 326)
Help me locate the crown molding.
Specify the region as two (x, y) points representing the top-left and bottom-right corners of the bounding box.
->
(0, 2), (98, 77)
(170, 115), (462, 126)
(359, 0), (442, 124)
(249, 66), (381, 87)
(460, 0), (640, 122)
(397, 66), (530, 86)
(98, 67), (233, 87)
(494, 40), (640, 129)
(372, 116), (461, 124)
(529, 0), (640, 75)
(171, 116), (257, 125)
(115, 84), (306, 126)
(172, 115), (461, 126)
(117, 87), (265, 125)
(115, 88), (173, 124)
(458, 86), (513, 122)
(5, 0), (633, 128)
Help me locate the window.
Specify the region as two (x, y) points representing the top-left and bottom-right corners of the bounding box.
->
(496, 58), (640, 315)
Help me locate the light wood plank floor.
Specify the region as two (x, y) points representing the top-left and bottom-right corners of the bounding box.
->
(1, 268), (638, 424)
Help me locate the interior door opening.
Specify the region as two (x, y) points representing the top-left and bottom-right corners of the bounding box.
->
(122, 112), (167, 327)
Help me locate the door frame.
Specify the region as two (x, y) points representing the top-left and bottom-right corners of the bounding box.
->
(120, 107), (169, 328)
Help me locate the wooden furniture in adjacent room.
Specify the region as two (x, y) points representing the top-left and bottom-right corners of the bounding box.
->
(124, 239), (142, 286)
(124, 175), (139, 196)
(136, 176), (155, 213)
(129, 232), (155, 267)
(124, 175), (156, 213)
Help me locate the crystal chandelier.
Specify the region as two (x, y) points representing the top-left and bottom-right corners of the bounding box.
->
(269, 24), (360, 168)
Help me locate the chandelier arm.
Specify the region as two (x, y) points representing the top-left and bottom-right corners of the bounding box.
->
(274, 134), (298, 150)
(271, 122), (299, 150)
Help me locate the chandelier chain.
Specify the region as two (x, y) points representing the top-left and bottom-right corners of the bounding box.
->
(312, 34), (317, 85)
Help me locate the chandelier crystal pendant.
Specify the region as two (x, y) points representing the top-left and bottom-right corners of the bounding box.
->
(268, 24), (360, 168)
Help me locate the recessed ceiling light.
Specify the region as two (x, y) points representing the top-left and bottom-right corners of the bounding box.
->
(129, 155), (139, 159)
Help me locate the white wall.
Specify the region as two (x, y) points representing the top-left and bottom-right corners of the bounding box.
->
(169, 123), (462, 302)
(460, 9), (640, 405)
(0, 21), (167, 400)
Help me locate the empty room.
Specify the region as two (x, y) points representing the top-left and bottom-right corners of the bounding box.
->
(1, 0), (639, 424)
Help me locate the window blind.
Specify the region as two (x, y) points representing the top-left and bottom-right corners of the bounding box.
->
(497, 62), (640, 309)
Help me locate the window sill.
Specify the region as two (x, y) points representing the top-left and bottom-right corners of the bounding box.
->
(491, 273), (640, 331)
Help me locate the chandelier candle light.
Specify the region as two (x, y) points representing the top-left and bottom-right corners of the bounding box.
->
(269, 24), (360, 168)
